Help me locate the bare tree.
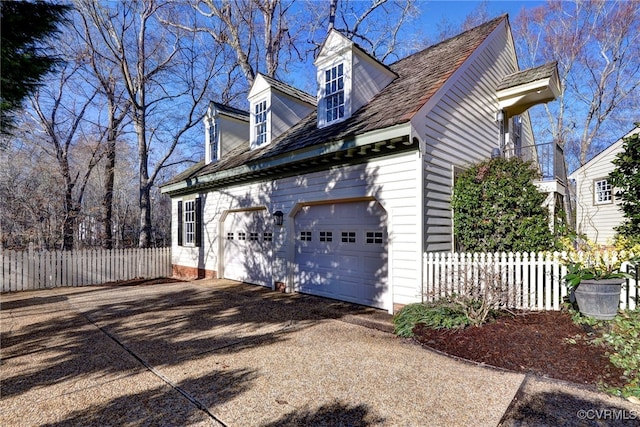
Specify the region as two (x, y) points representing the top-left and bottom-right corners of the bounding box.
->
(77, 0), (219, 247)
(26, 61), (102, 250)
(75, 12), (130, 249)
(514, 0), (640, 169)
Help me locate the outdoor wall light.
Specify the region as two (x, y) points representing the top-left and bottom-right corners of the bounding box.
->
(491, 147), (502, 159)
(273, 210), (284, 226)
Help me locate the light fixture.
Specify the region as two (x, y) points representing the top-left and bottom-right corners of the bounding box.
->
(273, 210), (284, 226)
(491, 147), (501, 159)
(495, 110), (504, 122)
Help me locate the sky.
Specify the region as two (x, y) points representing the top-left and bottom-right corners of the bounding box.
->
(415, 0), (546, 39)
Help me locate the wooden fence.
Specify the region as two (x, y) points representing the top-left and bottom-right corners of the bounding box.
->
(1, 246), (172, 292)
(424, 252), (638, 311)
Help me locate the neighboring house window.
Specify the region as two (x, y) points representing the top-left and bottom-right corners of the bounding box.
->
(325, 63), (344, 123)
(254, 100), (268, 146)
(300, 231), (312, 241)
(209, 118), (218, 162)
(594, 179), (612, 204)
(341, 231), (356, 243)
(177, 198), (201, 247)
(366, 231), (383, 244)
(320, 231), (333, 242)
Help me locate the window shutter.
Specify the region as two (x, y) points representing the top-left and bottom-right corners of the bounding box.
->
(195, 197), (202, 247)
(177, 201), (183, 246)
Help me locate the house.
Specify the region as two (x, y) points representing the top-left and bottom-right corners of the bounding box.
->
(568, 125), (640, 245)
(160, 15), (560, 313)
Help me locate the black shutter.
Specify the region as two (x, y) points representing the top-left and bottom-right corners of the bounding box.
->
(195, 197), (202, 247)
(177, 200), (183, 246)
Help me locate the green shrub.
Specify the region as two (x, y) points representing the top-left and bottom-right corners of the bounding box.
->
(393, 299), (470, 337)
(452, 157), (555, 253)
(597, 309), (640, 398)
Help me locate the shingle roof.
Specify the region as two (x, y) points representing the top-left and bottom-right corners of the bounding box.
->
(257, 73), (317, 106)
(497, 61), (558, 91)
(211, 101), (250, 121)
(163, 15), (507, 187)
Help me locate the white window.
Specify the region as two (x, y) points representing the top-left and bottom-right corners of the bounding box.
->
(227, 232), (234, 240)
(325, 64), (345, 123)
(249, 232), (259, 241)
(594, 179), (612, 204)
(254, 100), (268, 146)
(209, 119), (218, 162)
(238, 232), (246, 241)
(263, 232), (273, 242)
(184, 200), (196, 245)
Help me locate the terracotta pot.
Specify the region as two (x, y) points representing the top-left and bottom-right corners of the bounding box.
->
(574, 278), (624, 320)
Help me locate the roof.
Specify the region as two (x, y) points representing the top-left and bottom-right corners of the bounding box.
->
(255, 73), (317, 106)
(211, 101), (249, 122)
(497, 62), (558, 91)
(162, 15), (507, 190)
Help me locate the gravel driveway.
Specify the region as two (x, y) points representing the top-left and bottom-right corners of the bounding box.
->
(1, 279), (637, 426)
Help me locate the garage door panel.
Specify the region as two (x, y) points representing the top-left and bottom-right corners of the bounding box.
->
(224, 210), (272, 287)
(294, 201), (388, 309)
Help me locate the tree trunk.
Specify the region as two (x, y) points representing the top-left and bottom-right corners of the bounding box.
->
(101, 137), (115, 249)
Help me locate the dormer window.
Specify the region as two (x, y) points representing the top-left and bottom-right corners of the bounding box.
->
(254, 99), (268, 147)
(325, 63), (345, 123)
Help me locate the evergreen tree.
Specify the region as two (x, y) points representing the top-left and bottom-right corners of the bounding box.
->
(0, 0), (70, 136)
(609, 126), (640, 245)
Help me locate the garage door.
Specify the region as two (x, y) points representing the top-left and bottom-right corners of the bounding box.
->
(223, 209), (273, 287)
(295, 201), (388, 308)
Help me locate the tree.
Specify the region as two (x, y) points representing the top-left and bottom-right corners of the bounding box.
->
(77, 0), (220, 247)
(514, 1), (640, 171)
(0, 1), (71, 136)
(609, 126), (640, 245)
(452, 157), (555, 253)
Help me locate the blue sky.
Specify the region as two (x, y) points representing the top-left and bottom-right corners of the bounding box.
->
(417, 0), (545, 23)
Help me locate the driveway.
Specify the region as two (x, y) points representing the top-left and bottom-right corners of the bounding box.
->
(1, 280), (637, 426)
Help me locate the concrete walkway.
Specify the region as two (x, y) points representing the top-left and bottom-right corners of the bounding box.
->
(1, 280), (637, 426)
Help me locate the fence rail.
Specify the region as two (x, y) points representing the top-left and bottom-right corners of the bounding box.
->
(1, 247), (172, 292)
(424, 252), (638, 311)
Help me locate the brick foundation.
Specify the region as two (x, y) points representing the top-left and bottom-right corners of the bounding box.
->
(172, 265), (217, 280)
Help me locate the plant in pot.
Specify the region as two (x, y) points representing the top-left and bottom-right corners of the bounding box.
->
(561, 237), (636, 320)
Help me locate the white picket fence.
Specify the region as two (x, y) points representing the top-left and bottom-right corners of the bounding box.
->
(1, 247), (172, 292)
(424, 252), (638, 311)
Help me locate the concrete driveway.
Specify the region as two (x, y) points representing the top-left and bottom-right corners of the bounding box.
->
(1, 280), (637, 426)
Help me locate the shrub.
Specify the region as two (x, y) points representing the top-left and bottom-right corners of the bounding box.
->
(393, 300), (470, 337)
(452, 157), (555, 253)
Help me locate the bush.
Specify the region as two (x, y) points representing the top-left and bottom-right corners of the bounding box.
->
(452, 157), (555, 253)
(393, 300), (470, 337)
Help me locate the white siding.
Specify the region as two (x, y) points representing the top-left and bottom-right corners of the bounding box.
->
(170, 150), (422, 311)
(570, 139), (626, 244)
(411, 20), (528, 252)
(270, 92), (314, 141)
(351, 53), (395, 113)
(219, 116), (249, 158)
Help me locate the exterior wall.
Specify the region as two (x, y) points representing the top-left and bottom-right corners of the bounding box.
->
(170, 150), (422, 311)
(219, 116), (249, 158)
(351, 53), (395, 113)
(412, 20), (526, 252)
(571, 140), (625, 244)
(270, 92), (314, 141)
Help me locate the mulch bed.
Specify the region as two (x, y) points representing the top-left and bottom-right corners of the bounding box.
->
(412, 310), (627, 389)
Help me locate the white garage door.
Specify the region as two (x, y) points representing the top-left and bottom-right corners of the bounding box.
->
(223, 210), (273, 287)
(295, 201), (388, 308)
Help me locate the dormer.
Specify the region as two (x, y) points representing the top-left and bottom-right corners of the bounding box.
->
(204, 102), (250, 165)
(315, 29), (397, 129)
(247, 74), (316, 150)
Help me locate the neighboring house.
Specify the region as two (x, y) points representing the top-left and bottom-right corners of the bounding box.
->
(160, 15), (560, 313)
(569, 126), (640, 245)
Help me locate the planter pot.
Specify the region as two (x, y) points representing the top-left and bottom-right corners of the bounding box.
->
(574, 278), (624, 320)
